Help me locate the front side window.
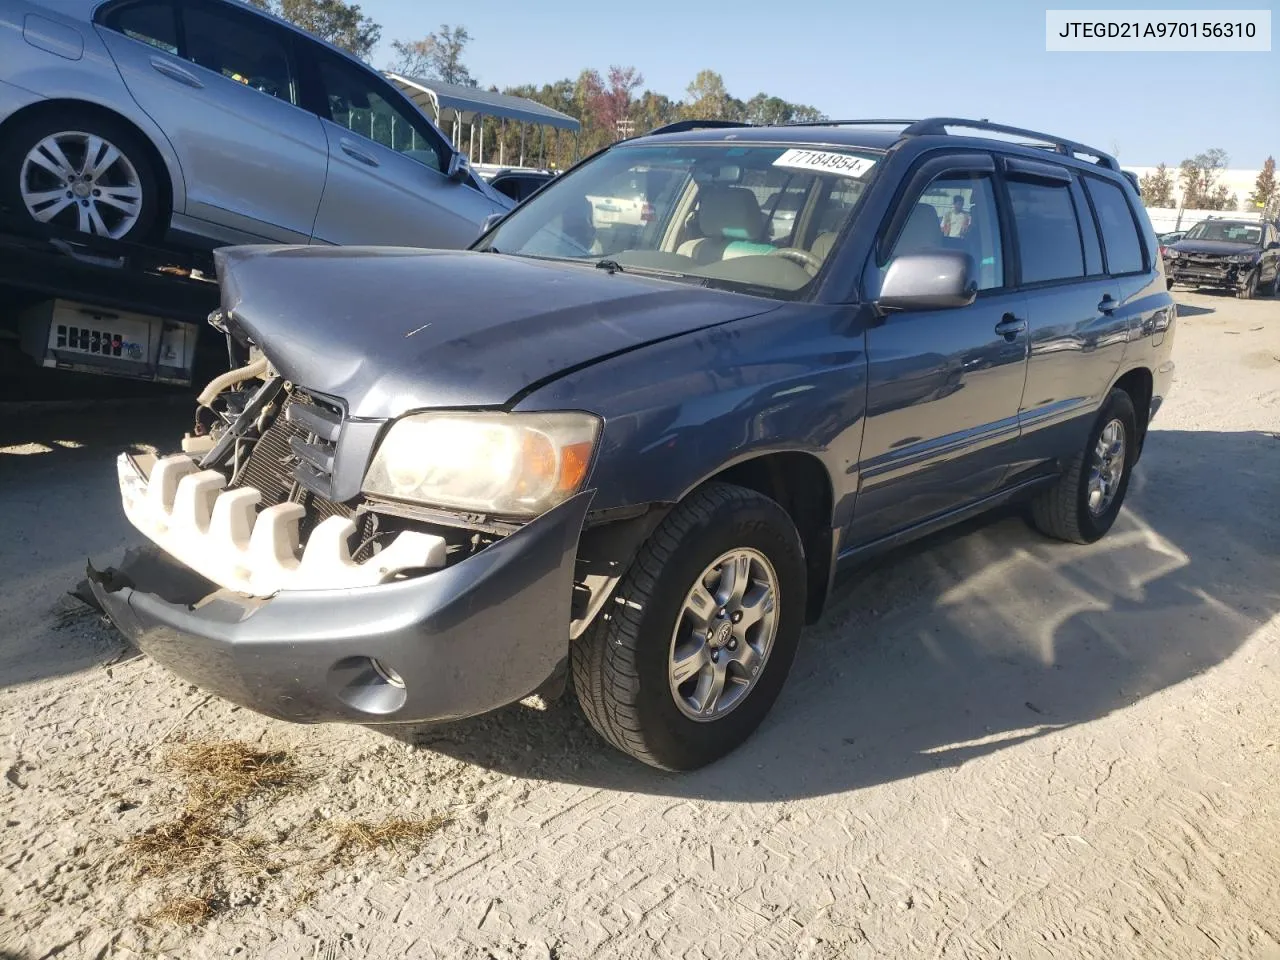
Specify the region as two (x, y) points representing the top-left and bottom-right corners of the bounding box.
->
(1007, 179), (1085, 284)
(885, 173), (1005, 291)
(1084, 177), (1144, 274)
(99, 0), (179, 56)
(315, 53), (443, 172)
(181, 2), (296, 104)
(481, 143), (883, 297)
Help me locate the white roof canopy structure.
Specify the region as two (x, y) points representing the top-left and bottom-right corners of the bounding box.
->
(385, 74), (581, 132)
(385, 74), (580, 169)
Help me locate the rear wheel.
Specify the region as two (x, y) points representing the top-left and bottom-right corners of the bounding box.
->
(571, 482), (807, 770)
(1260, 270), (1278, 297)
(0, 110), (162, 242)
(1030, 388), (1137, 545)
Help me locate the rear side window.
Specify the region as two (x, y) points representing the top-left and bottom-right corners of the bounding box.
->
(1006, 180), (1084, 284)
(100, 0), (179, 56)
(181, 2), (297, 105)
(1084, 177), (1145, 274)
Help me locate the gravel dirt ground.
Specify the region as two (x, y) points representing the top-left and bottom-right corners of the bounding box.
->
(2, 289), (1278, 960)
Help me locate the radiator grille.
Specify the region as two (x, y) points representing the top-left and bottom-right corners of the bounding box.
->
(229, 390), (376, 558)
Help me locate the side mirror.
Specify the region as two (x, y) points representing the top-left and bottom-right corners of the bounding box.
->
(446, 152), (469, 182)
(1268, 240), (1280, 250)
(876, 252), (978, 312)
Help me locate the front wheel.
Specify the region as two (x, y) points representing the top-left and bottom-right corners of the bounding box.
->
(1030, 388), (1137, 544)
(572, 482), (807, 770)
(1237, 269), (1258, 300)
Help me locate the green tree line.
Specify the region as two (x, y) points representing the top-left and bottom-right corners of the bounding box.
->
(1139, 149), (1276, 214)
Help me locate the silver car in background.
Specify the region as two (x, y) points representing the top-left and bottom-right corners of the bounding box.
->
(0, 0), (511, 248)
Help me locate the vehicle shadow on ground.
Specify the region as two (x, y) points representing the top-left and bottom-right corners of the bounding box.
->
(1175, 302), (1215, 317)
(393, 427), (1280, 801)
(0, 398), (192, 687)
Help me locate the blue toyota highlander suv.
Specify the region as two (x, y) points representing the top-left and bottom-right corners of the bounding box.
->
(88, 117), (1176, 771)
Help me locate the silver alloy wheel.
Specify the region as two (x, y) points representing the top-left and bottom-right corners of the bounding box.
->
(20, 131), (143, 240)
(668, 547), (780, 721)
(1086, 418), (1126, 516)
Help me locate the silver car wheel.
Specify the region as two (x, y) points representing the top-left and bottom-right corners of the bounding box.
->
(1086, 418), (1126, 516)
(20, 131), (143, 240)
(668, 547), (780, 722)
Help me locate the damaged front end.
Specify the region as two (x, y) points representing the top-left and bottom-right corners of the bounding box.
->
(88, 344), (595, 725)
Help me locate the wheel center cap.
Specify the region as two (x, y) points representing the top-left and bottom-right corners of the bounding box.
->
(710, 620), (733, 648)
(72, 181), (91, 199)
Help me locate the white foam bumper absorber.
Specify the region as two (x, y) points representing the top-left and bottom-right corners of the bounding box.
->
(117, 453), (447, 597)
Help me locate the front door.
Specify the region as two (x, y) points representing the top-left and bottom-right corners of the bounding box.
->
(850, 167), (1030, 544)
(95, 0), (328, 242)
(307, 49), (503, 248)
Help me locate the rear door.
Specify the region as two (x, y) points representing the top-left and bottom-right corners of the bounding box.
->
(1004, 160), (1137, 478)
(306, 46), (503, 248)
(850, 153), (1031, 543)
(95, 0), (328, 242)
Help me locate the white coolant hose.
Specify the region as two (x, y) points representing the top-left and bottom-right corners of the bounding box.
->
(196, 356), (269, 407)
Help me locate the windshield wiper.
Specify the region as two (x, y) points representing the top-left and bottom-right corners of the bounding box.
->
(595, 258), (624, 274)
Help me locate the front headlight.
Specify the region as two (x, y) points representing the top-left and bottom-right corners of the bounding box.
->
(362, 411), (600, 517)
(1227, 252), (1259, 264)
(1164, 249), (1180, 259)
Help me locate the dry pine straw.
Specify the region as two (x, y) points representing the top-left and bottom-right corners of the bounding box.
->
(122, 740), (451, 927)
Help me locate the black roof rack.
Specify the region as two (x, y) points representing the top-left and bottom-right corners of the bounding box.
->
(637, 115), (1128, 180)
(900, 117), (1120, 171)
(646, 119), (751, 136)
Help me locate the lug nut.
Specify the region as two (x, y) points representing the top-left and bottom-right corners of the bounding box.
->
(711, 651), (720, 663)
(731, 611), (742, 623)
(717, 607), (726, 618)
(92, 189), (101, 197)
(728, 639), (738, 650)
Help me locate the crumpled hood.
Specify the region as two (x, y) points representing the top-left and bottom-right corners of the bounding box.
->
(214, 245), (779, 419)
(1170, 239), (1259, 257)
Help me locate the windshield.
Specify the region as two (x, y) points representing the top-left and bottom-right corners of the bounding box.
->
(478, 142), (884, 296)
(1183, 221), (1262, 244)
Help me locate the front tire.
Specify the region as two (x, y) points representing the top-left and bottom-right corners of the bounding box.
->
(0, 109), (162, 243)
(1030, 388), (1137, 545)
(1237, 269), (1258, 300)
(572, 482), (807, 770)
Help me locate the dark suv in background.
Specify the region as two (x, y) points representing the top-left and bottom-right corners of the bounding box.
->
(1163, 218), (1280, 298)
(89, 117), (1176, 771)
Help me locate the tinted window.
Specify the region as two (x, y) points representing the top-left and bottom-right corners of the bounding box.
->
(888, 173), (1005, 290)
(182, 2), (296, 104)
(1085, 177), (1144, 274)
(1071, 181), (1104, 275)
(101, 0), (178, 56)
(315, 53), (443, 171)
(1007, 180), (1084, 283)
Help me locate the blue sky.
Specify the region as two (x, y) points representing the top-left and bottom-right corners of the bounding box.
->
(356, 0), (1276, 169)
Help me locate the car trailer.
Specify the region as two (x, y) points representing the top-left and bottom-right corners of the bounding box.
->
(0, 214), (223, 391)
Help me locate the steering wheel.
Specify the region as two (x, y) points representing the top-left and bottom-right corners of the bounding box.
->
(772, 247), (824, 273)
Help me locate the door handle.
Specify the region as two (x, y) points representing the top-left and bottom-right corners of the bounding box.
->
(149, 56), (203, 88)
(1097, 294), (1117, 314)
(340, 139), (379, 167)
(994, 313), (1027, 340)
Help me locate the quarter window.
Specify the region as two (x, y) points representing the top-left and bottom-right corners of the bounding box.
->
(1006, 179), (1085, 284)
(100, 0), (179, 56)
(1084, 177), (1145, 274)
(887, 173), (1005, 290)
(181, 2), (297, 105)
(315, 53), (443, 171)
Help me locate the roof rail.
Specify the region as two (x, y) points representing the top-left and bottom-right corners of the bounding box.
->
(781, 118), (919, 128)
(646, 119), (751, 136)
(901, 117), (1120, 171)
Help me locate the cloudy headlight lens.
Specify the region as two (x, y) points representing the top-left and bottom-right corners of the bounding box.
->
(362, 411), (600, 516)
(1164, 249), (1179, 259)
(1227, 252), (1258, 263)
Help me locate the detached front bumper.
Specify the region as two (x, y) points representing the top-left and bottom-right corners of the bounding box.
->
(90, 487), (594, 725)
